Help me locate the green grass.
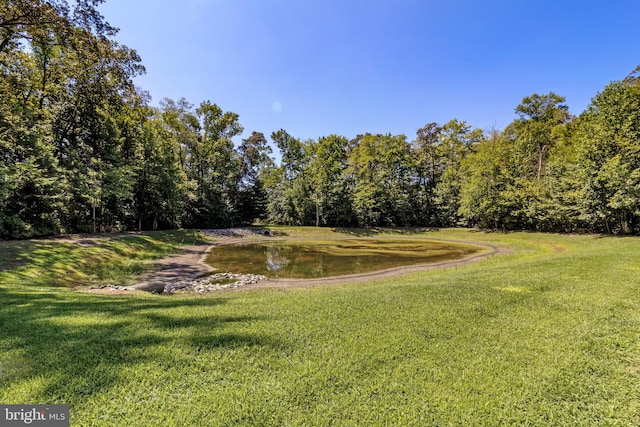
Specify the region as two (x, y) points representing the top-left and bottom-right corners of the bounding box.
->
(1, 228), (639, 425)
(0, 230), (209, 288)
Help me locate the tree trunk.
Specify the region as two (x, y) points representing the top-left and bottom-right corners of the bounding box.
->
(536, 145), (547, 180)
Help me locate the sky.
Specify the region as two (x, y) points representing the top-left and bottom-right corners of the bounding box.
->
(99, 0), (640, 144)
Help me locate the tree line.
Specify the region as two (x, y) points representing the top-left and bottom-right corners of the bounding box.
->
(2, 1), (640, 239)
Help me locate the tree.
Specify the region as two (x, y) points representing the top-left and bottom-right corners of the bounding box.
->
(0, 0), (144, 236)
(265, 130), (314, 225)
(134, 107), (190, 231)
(181, 100), (244, 228)
(348, 133), (414, 226)
(412, 123), (442, 223)
(509, 92), (571, 180)
(623, 64), (640, 85)
(433, 119), (482, 225)
(0, 46), (66, 238)
(308, 134), (353, 226)
(271, 128), (305, 180)
(0, 0), (117, 55)
(50, 37), (144, 232)
(573, 78), (640, 234)
(237, 131), (274, 224)
(459, 130), (518, 229)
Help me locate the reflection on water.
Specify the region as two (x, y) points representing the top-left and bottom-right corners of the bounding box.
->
(206, 238), (481, 279)
(265, 246), (290, 272)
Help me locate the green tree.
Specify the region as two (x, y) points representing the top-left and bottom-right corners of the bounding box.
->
(50, 41), (144, 232)
(348, 133), (414, 226)
(509, 92), (571, 180)
(412, 123), (442, 224)
(265, 130), (314, 225)
(181, 100), (244, 228)
(573, 78), (640, 234)
(272, 128), (305, 180)
(134, 107), (190, 230)
(495, 93), (572, 230)
(0, 46), (66, 238)
(237, 131), (274, 224)
(0, 0), (143, 236)
(459, 130), (518, 229)
(433, 119), (483, 225)
(0, 0), (117, 54)
(308, 134), (353, 226)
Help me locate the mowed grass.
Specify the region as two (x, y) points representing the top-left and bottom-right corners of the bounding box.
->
(0, 230), (209, 288)
(1, 228), (639, 425)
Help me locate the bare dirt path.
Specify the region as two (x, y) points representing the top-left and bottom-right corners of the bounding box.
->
(129, 243), (217, 292)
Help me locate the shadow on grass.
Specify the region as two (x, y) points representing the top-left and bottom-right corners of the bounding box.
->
(0, 231), (213, 288)
(0, 286), (278, 403)
(0, 240), (37, 271)
(332, 227), (441, 236)
(0, 242), (101, 287)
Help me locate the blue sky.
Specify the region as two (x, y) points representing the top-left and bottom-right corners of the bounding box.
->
(100, 0), (640, 143)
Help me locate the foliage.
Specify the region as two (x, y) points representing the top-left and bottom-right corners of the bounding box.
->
(573, 81), (640, 233)
(134, 108), (190, 231)
(458, 130), (517, 229)
(264, 130), (314, 225)
(347, 133), (415, 226)
(0, 0), (143, 236)
(308, 135), (353, 226)
(236, 131), (274, 224)
(1, 1), (639, 236)
(432, 119), (482, 225)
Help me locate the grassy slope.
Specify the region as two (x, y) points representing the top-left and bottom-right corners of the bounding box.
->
(0, 230), (209, 288)
(1, 228), (639, 426)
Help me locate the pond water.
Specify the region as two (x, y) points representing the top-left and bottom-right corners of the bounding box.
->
(205, 238), (482, 279)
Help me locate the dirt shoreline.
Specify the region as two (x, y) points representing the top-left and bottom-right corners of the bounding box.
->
(128, 243), (217, 292)
(129, 232), (508, 293)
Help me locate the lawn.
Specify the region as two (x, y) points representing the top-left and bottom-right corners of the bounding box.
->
(1, 228), (639, 426)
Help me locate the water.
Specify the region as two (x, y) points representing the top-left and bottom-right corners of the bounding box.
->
(206, 238), (481, 279)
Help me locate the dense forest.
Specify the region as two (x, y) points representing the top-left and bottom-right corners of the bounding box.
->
(2, 1), (640, 239)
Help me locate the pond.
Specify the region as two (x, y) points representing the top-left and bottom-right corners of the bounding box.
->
(206, 238), (482, 279)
